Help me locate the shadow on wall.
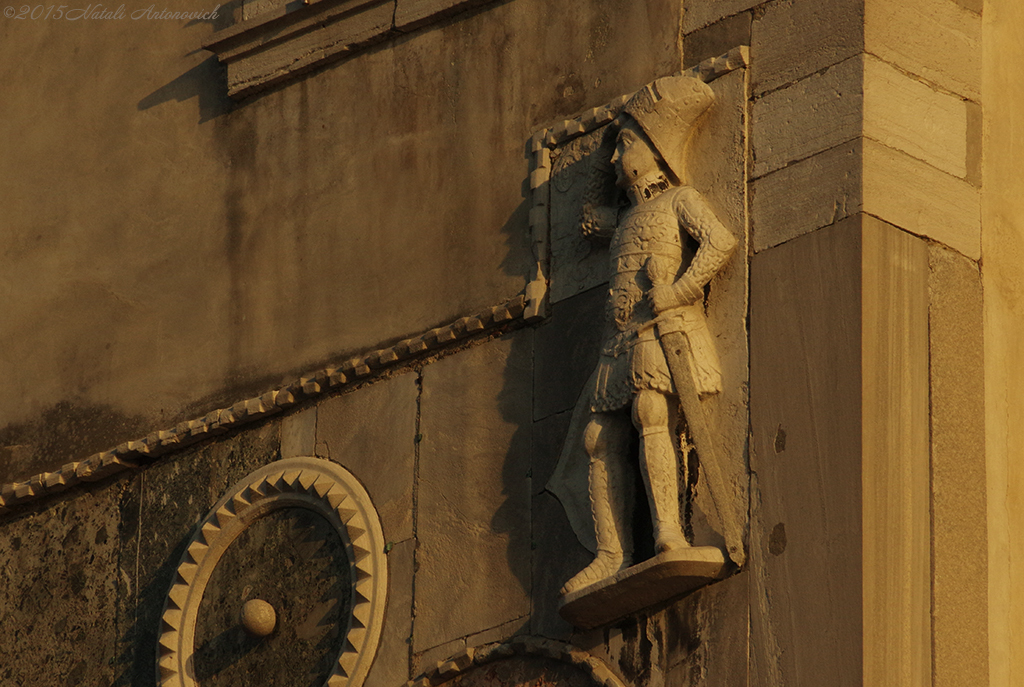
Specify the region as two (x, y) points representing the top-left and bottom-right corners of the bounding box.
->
(493, 327), (535, 606)
(137, 55), (234, 124)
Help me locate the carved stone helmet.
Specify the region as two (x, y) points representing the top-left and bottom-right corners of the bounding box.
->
(621, 75), (715, 183)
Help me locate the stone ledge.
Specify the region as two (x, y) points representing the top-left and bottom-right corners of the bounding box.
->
(202, 0), (501, 99)
(0, 294), (528, 517)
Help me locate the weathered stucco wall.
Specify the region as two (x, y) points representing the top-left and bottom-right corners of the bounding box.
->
(0, 0), (683, 482)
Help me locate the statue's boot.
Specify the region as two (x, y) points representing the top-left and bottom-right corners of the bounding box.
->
(561, 415), (634, 596)
(640, 425), (689, 553)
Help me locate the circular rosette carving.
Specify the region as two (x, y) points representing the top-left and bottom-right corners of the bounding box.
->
(156, 457), (387, 687)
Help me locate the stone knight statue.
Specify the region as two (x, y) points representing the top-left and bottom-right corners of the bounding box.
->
(561, 75), (740, 596)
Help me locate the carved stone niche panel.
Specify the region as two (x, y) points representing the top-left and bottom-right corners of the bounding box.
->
(156, 457), (388, 687)
(531, 48), (752, 626)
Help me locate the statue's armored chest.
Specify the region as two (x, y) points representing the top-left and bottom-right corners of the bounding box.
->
(609, 197), (686, 279)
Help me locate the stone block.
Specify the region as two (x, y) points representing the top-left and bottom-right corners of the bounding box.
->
(683, 0), (761, 33)
(751, 0), (863, 95)
(280, 406), (316, 458)
(750, 217), (931, 684)
(663, 572), (750, 686)
(530, 492), (592, 640)
(749, 218), (865, 685)
(752, 56), (861, 178)
(927, 244), (988, 687)
(415, 333), (533, 651)
(365, 538), (415, 687)
(864, 55), (968, 179)
(751, 140), (861, 253)
(866, 0), (981, 100)
(466, 615), (530, 647)
(316, 372), (418, 544)
(752, 137), (980, 258)
(413, 637), (467, 676)
(683, 11), (753, 69)
(0, 486), (121, 687)
(533, 285), (606, 421)
(863, 138), (980, 260)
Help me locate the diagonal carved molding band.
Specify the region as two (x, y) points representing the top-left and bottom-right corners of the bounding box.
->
(0, 294), (529, 516)
(157, 457), (388, 687)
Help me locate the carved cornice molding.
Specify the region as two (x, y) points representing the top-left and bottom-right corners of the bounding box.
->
(0, 294), (529, 517)
(203, 0), (499, 99)
(407, 636), (626, 687)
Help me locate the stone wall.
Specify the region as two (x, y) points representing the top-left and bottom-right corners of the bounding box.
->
(0, 0), (1016, 685)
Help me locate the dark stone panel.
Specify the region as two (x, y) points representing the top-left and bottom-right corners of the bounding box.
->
(530, 492), (592, 641)
(0, 483), (124, 687)
(533, 285), (607, 422)
(114, 420), (281, 687)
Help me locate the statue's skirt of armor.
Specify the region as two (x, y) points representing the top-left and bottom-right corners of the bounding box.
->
(590, 332), (674, 413)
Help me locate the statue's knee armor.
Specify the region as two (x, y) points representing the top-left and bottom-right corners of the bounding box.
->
(632, 390), (670, 431)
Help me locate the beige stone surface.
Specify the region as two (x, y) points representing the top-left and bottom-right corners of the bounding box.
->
(866, 0), (982, 100)
(751, 140), (861, 252)
(365, 538), (414, 687)
(753, 136), (979, 258)
(928, 244), (988, 687)
(280, 406), (316, 458)
(415, 333), (533, 651)
(751, 0), (863, 95)
(752, 56), (861, 178)
(316, 372), (418, 544)
(860, 216), (930, 686)
(864, 55), (969, 179)
(982, 0), (1024, 683)
(863, 138), (981, 260)
(754, 52), (968, 180)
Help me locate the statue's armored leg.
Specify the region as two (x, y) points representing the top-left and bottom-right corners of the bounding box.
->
(633, 390), (688, 553)
(561, 412), (634, 595)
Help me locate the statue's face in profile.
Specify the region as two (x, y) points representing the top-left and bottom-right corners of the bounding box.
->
(611, 119), (660, 190)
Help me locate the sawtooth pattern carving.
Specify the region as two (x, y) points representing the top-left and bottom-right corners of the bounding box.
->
(0, 295), (527, 515)
(157, 457), (387, 687)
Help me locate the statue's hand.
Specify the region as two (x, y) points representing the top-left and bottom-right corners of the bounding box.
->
(647, 284), (678, 314)
(647, 276), (703, 314)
